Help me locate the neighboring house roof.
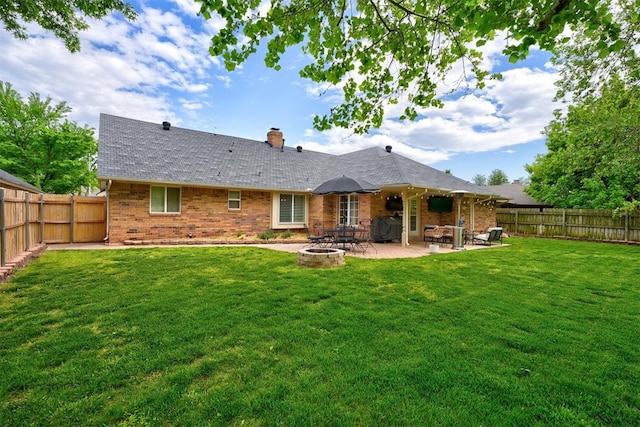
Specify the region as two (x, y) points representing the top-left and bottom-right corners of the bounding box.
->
(0, 169), (41, 193)
(97, 113), (496, 196)
(486, 183), (550, 208)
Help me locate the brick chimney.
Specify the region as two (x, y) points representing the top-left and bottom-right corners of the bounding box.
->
(267, 128), (284, 149)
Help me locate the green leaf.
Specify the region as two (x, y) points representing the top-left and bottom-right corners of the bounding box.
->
(195, 0), (633, 134)
(609, 39), (626, 53)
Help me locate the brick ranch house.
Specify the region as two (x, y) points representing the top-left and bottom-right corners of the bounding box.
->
(97, 114), (502, 246)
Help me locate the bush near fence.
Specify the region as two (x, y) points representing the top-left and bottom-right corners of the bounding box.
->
(497, 208), (640, 243)
(0, 187), (106, 268)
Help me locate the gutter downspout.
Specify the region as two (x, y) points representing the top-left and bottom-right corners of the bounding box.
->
(103, 180), (112, 241)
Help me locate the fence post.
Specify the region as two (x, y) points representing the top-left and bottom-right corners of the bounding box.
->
(625, 212), (629, 242)
(514, 210), (519, 235)
(1, 188), (5, 267)
(39, 194), (44, 243)
(25, 192), (30, 251)
(562, 209), (567, 237)
(70, 195), (75, 244)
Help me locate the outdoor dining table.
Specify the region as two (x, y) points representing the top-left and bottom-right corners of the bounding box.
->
(325, 226), (360, 251)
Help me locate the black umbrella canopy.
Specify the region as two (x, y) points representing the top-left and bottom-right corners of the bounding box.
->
(312, 176), (380, 195)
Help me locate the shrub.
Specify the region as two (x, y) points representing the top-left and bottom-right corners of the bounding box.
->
(258, 230), (276, 240)
(279, 230), (294, 239)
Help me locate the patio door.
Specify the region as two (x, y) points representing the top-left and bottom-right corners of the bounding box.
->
(409, 199), (420, 237)
(339, 195), (359, 225)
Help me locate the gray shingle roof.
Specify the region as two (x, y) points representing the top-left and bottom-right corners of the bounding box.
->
(0, 169), (41, 192)
(97, 113), (495, 196)
(331, 148), (491, 193)
(486, 183), (549, 206)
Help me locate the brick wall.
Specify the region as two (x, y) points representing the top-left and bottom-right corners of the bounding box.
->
(472, 201), (499, 232)
(107, 182), (498, 243)
(108, 182), (273, 242)
(371, 193), (390, 218)
(308, 195), (326, 228)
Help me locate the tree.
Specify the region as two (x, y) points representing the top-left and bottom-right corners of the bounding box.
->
(1, 0), (136, 52)
(488, 169), (509, 186)
(526, 77), (640, 210)
(200, 0), (630, 133)
(552, 2), (640, 105)
(0, 82), (97, 194)
(472, 174), (487, 186)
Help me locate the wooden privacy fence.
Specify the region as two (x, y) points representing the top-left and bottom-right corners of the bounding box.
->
(496, 208), (640, 243)
(0, 187), (106, 266)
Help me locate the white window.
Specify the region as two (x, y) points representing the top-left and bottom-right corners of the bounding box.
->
(339, 195), (359, 225)
(150, 186), (180, 213)
(278, 193), (306, 224)
(228, 190), (241, 210)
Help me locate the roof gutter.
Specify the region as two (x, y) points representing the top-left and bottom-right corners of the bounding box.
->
(98, 177), (315, 195)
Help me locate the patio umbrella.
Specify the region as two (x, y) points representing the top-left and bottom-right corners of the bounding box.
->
(312, 176), (380, 195)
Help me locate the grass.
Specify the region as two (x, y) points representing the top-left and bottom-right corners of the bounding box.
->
(1, 238), (639, 426)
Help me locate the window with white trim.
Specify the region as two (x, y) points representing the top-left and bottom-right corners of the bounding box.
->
(150, 186), (181, 213)
(339, 195), (359, 225)
(279, 193), (306, 224)
(228, 190), (241, 210)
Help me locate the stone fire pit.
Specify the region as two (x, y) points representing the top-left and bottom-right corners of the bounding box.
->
(298, 247), (345, 267)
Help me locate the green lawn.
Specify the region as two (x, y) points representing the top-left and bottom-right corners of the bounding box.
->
(1, 238), (639, 426)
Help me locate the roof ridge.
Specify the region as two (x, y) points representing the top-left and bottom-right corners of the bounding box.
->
(389, 150), (414, 184)
(99, 113), (336, 155)
(100, 113), (249, 143)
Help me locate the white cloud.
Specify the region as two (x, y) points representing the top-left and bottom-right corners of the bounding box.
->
(301, 61), (560, 158)
(170, 0), (202, 16)
(215, 75), (232, 88)
(299, 124), (452, 164)
(179, 99), (203, 110)
(0, 3), (219, 132)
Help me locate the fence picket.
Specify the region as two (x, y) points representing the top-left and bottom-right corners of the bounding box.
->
(1, 188), (5, 266)
(0, 187), (106, 265)
(497, 208), (640, 243)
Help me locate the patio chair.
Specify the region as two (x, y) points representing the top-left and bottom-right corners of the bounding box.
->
(423, 225), (442, 243)
(472, 227), (503, 246)
(440, 226), (454, 244)
(304, 223), (327, 247)
(313, 222), (333, 247)
(353, 226), (377, 254)
(331, 225), (356, 250)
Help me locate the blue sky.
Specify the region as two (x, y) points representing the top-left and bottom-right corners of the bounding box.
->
(0, 0), (564, 183)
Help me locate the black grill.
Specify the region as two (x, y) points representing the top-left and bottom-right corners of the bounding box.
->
(372, 216), (402, 242)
